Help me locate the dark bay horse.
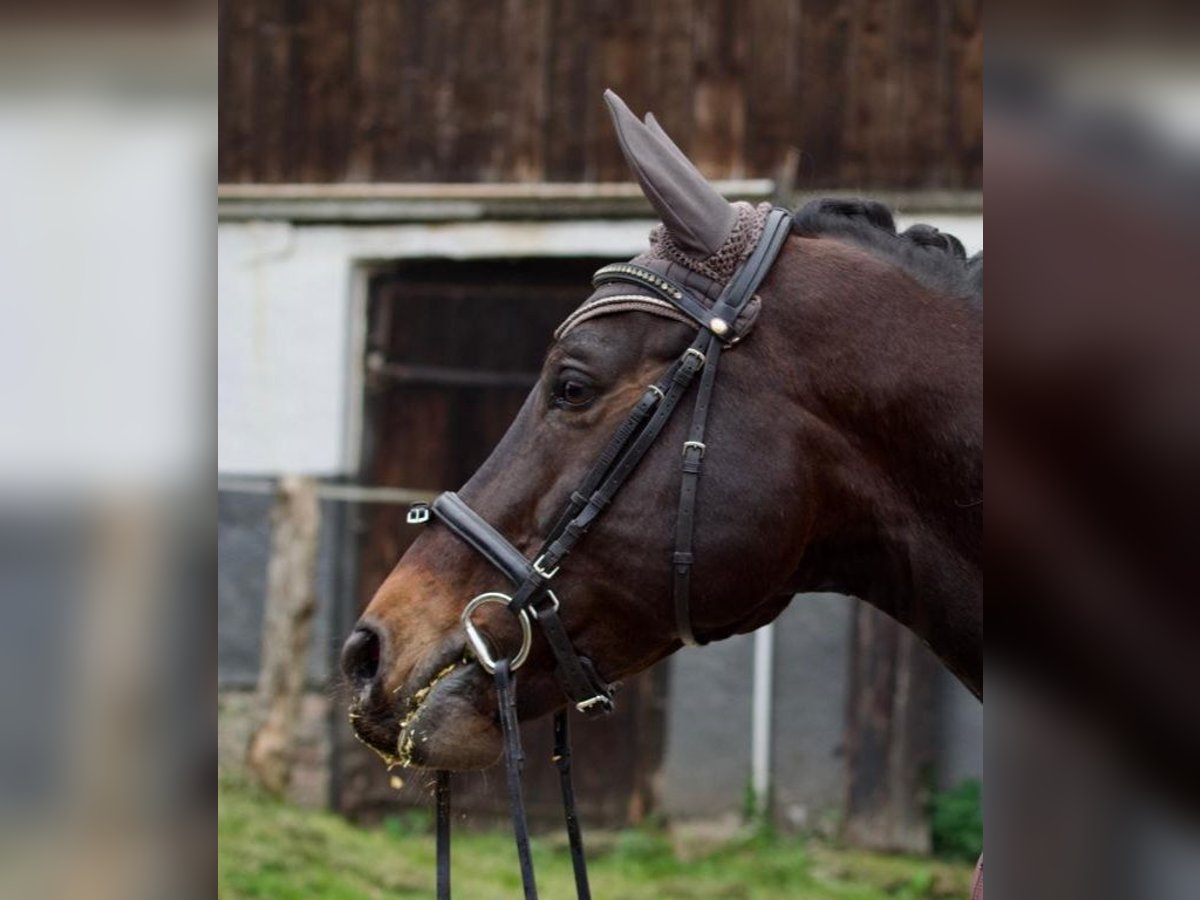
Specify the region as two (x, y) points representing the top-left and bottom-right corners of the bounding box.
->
(342, 94), (982, 786)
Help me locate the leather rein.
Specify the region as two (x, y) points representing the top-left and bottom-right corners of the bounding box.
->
(405, 208), (792, 899)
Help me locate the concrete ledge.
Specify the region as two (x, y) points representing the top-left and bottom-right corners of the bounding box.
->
(793, 190), (983, 216)
(217, 182), (981, 223)
(217, 181), (777, 222)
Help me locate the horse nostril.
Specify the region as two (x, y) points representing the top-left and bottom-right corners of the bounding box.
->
(341, 624), (384, 686)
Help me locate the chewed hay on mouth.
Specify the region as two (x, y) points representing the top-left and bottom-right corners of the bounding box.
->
(395, 659), (464, 766)
(347, 656), (469, 771)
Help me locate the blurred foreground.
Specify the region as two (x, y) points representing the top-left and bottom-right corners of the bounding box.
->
(986, 13), (1200, 897)
(0, 5), (214, 900)
(218, 779), (973, 900)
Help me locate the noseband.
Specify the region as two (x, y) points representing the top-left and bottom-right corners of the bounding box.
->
(405, 208), (791, 899)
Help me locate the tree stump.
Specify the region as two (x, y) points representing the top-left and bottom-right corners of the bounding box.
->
(246, 475), (319, 795)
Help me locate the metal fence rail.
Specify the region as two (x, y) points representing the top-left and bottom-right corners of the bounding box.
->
(218, 478), (437, 506)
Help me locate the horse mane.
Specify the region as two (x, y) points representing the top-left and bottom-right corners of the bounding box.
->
(791, 198), (983, 311)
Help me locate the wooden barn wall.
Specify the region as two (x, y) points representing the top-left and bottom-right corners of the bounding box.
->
(219, 0), (982, 189)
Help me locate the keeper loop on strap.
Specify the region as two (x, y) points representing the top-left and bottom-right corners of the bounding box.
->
(528, 592), (561, 620)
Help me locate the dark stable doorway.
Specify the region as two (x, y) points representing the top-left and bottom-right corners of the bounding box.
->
(341, 256), (668, 828)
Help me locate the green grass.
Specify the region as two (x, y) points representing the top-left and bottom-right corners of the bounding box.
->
(219, 779), (973, 899)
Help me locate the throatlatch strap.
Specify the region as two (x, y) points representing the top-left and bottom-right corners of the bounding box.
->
(553, 711), (591, 900)
(670, 208), (792, 646)
(672, 332), (723, 646)
(435, 770), (451, 900)
(495, 659), (539, 900)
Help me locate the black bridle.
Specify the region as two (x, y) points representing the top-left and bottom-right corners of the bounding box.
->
(405, 208), (792, 899)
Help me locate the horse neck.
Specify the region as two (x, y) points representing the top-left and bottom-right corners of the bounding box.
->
(769, 238), (982, 696)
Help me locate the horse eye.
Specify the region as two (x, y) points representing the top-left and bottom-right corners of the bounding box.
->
(555, 378), (597, 409)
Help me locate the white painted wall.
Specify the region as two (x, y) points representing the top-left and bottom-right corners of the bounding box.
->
(217, 219), (659, 475)
(217, 215), (981, 475)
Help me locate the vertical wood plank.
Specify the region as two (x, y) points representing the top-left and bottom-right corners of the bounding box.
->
(250, 0), (292, 182)
(427, 0), (462, 180)
(843, 602), (938, 853)
(219, 0), (256, 181)
(503, 0), (550, 181)
(894, 0), (952, 189)
(351, 0), (404, 181)
(400, 0), (436, 182)
(840, 0), (891, 187)
(544, 0), (592, 180)
(646, 0), (696, 160)
(950, 0), (983, 189)
(592, 0), (651, 181)
(793, 0), (850, 188)
(744, 0), (796, 178)
(450, 0), (504, 181)
(877, 0), (906, 187)
(691, 0), (746, 178)
(293, 0), (355, 182)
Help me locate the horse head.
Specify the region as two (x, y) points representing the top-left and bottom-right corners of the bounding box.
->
(343, 92), (982, 771)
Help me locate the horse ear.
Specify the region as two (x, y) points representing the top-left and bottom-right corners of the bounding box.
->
(604, 89), (736, 258)
(643, 112), (696, 170)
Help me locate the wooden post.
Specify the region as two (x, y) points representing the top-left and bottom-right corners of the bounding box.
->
(842, 602), (938, 853)
(247, 475), (320, 795)
(625, 665), (670, 825)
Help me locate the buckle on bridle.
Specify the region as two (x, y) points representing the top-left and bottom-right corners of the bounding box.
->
(532, 554), (560, 579)
(684, 347), (706, 367)
(575, 695), (611, 714)
(682, 440), (706, 458)
(406, 503), (430, 525)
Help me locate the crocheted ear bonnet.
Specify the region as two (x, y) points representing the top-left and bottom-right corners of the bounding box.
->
(646, 201), (772, 283)
(555, 201), (774, 340)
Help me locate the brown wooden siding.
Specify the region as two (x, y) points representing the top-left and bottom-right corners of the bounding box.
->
(219, 0), (981, 189)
